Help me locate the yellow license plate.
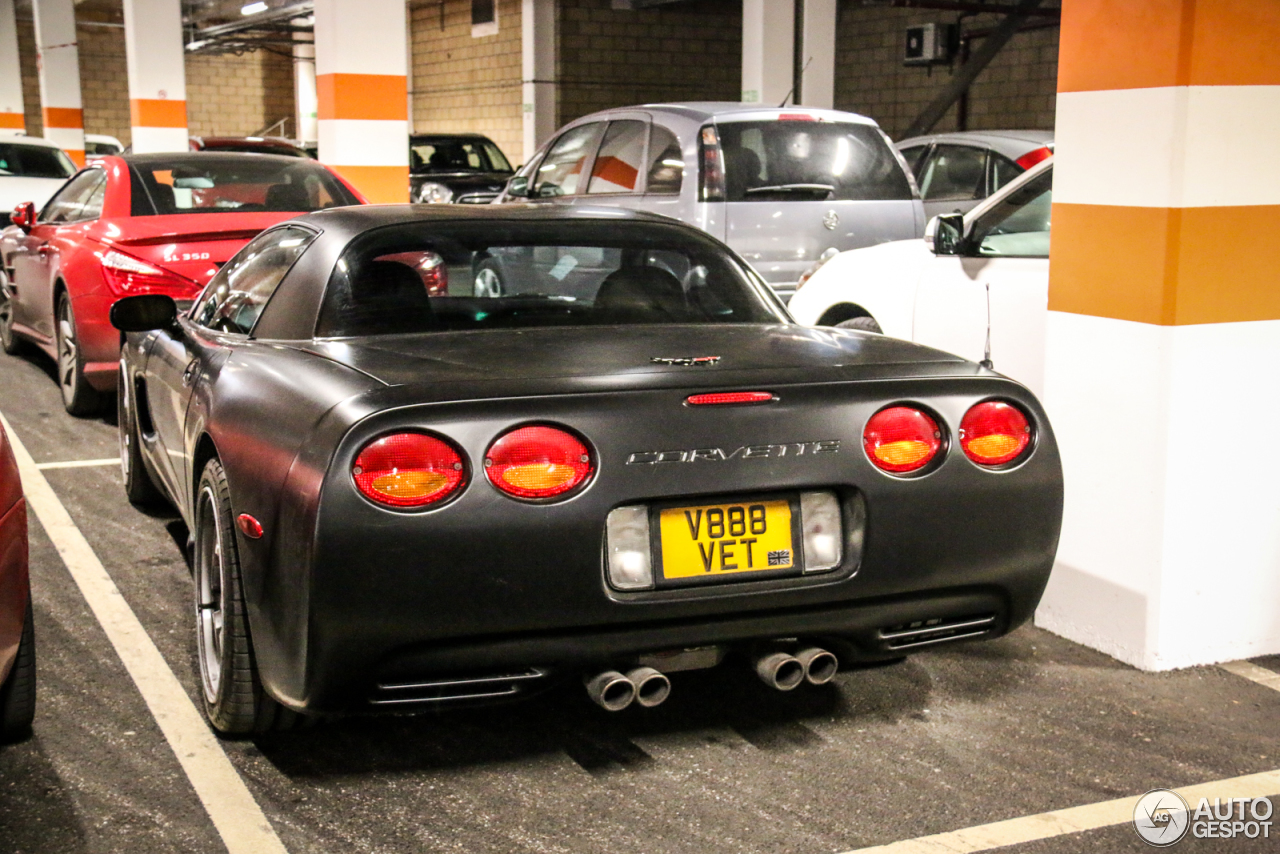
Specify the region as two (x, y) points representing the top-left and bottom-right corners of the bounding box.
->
(658, 499), (795, 581)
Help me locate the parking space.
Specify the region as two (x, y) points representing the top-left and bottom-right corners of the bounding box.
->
(2, 347), (1278, 853)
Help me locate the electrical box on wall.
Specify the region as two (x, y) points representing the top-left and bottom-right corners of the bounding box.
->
(904, 23), (956, 66)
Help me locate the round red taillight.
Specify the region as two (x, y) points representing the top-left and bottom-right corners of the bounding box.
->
(352, 432), (466, 508)
(863, 406), (943, 473)
(485, 425), (593, 500)
(960, 401), (1032, 466)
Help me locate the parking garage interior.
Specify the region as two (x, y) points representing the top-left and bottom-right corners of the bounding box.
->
(1, 1), (1278, 853)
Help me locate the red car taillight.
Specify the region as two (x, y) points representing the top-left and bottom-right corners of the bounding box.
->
(352, 432), (466, 508)
(960, 401), (1032, 466)
(686, 391), (774, 406)
(863, 406), (943, 474)
(100, 249), (195, 294)
(485, 425), (593, 500)
(1015, 146), (1053, 170)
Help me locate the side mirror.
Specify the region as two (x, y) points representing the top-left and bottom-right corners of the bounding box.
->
(110, 294), (178, 333)
(924, 213), (966, 256)
(505, 175), (529, 199)
(10, 202), (35, 233)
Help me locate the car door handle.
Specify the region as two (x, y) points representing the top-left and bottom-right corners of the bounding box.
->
(182, 360), (199, 387)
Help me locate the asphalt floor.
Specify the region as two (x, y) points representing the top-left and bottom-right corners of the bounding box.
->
(0, 344), (1277, 854)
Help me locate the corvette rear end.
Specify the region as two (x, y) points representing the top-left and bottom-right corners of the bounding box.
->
(111, 205), (1062, 731)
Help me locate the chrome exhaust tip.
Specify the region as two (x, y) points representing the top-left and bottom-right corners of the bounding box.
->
(585, 670), (636, 711)
(796, 647), (839, 685)
(626, 666), (671, 708)
(754, 652), (805, 691)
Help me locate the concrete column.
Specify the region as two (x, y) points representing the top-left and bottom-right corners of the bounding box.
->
(521, 0), (555, 165)
(314, 0), (408, 203)
(293, 19), (317, 147)
(1035, 0), (1280, 670)
(741, 0), (794, 106)
(799, 0), (835, 109)
(0, 0), (23, 135)
(122, 0), (188, 153)
(32, 0), (84, 164)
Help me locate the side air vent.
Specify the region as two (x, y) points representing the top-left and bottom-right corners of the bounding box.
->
(878, 614), (996, 651)
(370, 669), (548, 706)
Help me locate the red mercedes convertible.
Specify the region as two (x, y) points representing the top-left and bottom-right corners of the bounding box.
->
(0, 153), (365, 414)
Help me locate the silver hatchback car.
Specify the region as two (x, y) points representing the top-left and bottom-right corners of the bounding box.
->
(494, 103), (924, 301)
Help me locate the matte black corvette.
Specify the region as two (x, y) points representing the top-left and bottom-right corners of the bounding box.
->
(111, 205), (1063, 734)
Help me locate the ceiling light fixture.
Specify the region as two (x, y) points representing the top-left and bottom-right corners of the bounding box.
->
(241, 2), (268, 15)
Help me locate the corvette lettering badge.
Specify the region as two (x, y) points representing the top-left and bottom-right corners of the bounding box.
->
(651, 356), (721, 366)
(626, 441), (840, 464)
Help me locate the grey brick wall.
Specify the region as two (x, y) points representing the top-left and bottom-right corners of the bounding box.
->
(833, 2), (1060, 141)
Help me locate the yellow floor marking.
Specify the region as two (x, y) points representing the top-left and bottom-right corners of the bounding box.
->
(35, 457), (121, 470)
(1, 411), (289, 854)
(1220, 660), (1280, 693)
(838, 770), (1280, 853)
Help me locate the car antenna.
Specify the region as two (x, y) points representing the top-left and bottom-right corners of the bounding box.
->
(778, 56), (814, 108)
(980, 282), (994, 370)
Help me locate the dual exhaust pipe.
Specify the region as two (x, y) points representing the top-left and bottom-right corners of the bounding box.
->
(754, 647), (839, 691)
(585, 666), (672, 712)
(586, 645), (839, 710)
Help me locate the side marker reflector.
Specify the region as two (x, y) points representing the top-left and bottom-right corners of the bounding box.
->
(237, 514), (263, 539)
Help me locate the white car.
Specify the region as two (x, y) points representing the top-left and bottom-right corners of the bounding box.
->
(84, 133), (124, 159)
(0, 136), (76, 223)
(788, 157), (1052, 397)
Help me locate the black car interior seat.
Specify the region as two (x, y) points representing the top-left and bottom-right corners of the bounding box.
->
(594, 266), (691, 324)
(264, 182), (311, 211)
(345, 260), (437, 335)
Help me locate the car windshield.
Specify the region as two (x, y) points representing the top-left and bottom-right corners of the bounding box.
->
(716, 120), (912, 202)
(970, 167), (1052, 258)
(129, 156), (361, 215)
(410, 138), (512, 174)
(0, 143), (77, 179)
(317, 220), (787, 337)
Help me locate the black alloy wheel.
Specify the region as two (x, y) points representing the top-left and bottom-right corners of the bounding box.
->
(117, 361), (164, 506)
(473, 258), (505, 298)
(193, 458), (297, 735)
(0, 593), (36, 743)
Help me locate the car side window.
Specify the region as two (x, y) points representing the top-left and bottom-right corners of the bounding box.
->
(192, 226), (317, 335)
(532, 123), (604, 197)
(918, 144), (987, 202)
(39, 169), (107, 224)
(988, 153), (1022, 195)
(645, 125), (684, 195)
(898, 144), (929, 180)
(587, 121), (647, 194)
(968, 169), (1052, 258)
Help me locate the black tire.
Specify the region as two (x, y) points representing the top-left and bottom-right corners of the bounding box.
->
(118, 361), (165, 506)
(0, 593), (36, 743)
(194, 458), (297, 735)
(835, 315), (883, 334)
(0, 273), (23, 356)
(56, 293), (102, 417)
(473, 258), (505, 298)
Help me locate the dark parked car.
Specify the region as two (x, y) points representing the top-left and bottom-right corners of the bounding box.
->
(0, 419), (34, 742)
(409, 133), (513, 204)
(112, 204), (1062, 734)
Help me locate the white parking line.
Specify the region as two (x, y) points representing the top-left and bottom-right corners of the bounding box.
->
(1220, 660), (1280, 693)
(837, 768), (1280, 854)
(35, 457), (122, 470)
(0, 411), (289, 854)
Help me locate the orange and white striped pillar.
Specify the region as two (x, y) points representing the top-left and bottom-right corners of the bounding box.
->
(122, 0), (188, 152)
(313, 0), (408, 204)
(0, 0), (24, 135)
(1035, 1), (1280, 670)
(32, 0), (83, 164)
